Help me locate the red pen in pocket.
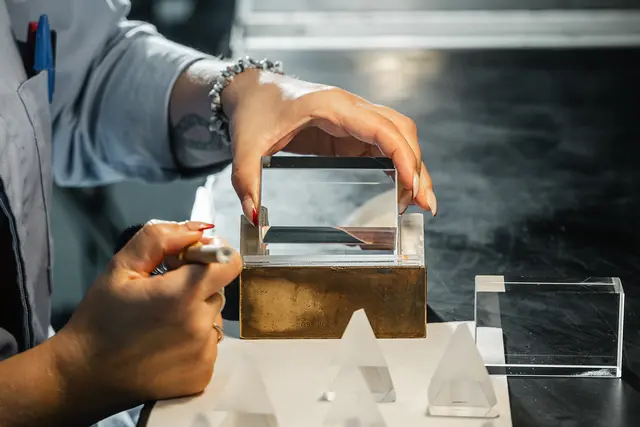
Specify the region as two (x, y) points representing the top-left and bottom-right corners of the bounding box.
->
(25, 21), (38, 77)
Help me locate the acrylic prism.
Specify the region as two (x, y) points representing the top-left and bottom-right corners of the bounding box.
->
(259, 156), (398, 257)
(324, 365), (388, 427)
(213, 352), (279, 427)
(427, 324), (499, 418)
(474, 275), (624, 377)
(324, 309), (396, 403)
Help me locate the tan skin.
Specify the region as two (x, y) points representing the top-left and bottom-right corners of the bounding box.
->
(0, 60), (437, 426)
(170, 62), (437, 223)
(0, 221), (242, 426)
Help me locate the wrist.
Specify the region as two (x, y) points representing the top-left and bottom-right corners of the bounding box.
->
(220, 67), (260, 118)
(0, 331), (117, 427)
(49, 328), (130, 422)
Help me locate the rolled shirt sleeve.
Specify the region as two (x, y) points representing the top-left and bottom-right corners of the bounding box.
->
(8, 0), (231, 187)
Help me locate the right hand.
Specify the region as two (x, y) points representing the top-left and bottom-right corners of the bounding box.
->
(51, 220), (242, 407)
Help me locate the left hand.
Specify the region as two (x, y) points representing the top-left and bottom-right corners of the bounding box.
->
(221, 70), (437, 225)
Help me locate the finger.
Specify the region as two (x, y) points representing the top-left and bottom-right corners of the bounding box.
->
(398, 163), (436, 214)
(372, 104), (422, 166)
(160, 246), (243, 300)
(208, 311), (224, 371)
(112, 220), (215, 276)
(309, 93), (419, 197)
(207, 292), (226, 325)
(418, 162), (437, 216)
(373, 105), (439, 213)
(231, 147), (262, 227)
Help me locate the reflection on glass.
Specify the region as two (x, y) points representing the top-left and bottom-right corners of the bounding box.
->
(260, 156), (398, 257)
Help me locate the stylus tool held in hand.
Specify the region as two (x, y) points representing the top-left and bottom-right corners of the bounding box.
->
(178, 241), (234, 264)
(114, 224), (234, 275)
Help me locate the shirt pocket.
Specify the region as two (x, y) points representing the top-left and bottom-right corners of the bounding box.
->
(17, 71), (53, 295)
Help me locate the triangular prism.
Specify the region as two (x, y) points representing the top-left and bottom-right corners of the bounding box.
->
(324, 365), (388, 427)
(324, 309), (396, 403)
(213, 351), (279, 427)
(427, 324), (499, 418)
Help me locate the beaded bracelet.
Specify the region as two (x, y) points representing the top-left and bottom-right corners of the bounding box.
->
(208, 57), (284, 146)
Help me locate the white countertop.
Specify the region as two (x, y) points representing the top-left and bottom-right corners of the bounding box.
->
(146, 321), (512, 427)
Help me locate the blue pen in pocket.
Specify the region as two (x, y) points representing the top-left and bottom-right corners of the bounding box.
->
(33, 14), (54, 103)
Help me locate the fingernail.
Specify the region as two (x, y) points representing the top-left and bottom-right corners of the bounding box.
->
(426, 188), (438, 217)
(242, 198), (258, 226)
(412, 172), (420, 199)
(186, 222), (215, 231)
(398, 191), (412, 215)
(399, 200), (409, 215)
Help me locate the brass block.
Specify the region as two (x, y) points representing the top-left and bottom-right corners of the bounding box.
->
(240, 266), (426, 339)
(239, 210), (427, 339)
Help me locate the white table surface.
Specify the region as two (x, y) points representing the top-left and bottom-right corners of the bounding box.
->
(146, 321), (512, 427)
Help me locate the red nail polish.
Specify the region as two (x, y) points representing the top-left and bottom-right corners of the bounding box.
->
(252, 207), (259, 226)
(198, 224), (215, 231)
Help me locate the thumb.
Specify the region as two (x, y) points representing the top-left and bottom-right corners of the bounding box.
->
(231, 149), (262, 226)
(111, 220), (215, 276)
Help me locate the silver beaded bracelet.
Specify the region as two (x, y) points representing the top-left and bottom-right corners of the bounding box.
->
(208, 57), (284, 146)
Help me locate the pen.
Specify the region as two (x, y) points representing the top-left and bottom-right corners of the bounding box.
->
(33, 14), (54, 103)
(178, 241), (234, 264)
(26, 21), (37, 77)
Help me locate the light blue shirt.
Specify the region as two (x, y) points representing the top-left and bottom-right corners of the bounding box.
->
(7, 0), (231, 186)
(0, 1), (232, 425)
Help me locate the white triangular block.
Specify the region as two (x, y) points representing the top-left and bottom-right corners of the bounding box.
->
(213, 351), (279, 426)
(324, 365), (388, 427)
(333, 309), (388, 367)
(325, 309), (395, 403)
(427, 324), (499, 418)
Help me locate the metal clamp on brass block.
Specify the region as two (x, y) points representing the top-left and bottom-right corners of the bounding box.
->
(239, 156), (427, 339)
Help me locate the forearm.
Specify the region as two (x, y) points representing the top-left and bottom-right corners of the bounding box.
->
(0, 333), (124, 427)
(169, 59), (233, 154)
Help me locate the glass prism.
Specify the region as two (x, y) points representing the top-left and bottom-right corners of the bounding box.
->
(324, 309), (396, 403)
(475, 275), (624, 377)
(324, 365), (388, 427)
(427, 324), (499, 418)
(213, 352), (279, 426)
(260, 156), (398, 258)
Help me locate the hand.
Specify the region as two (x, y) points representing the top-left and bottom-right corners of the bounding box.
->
(50, 220), (242, 410)
(221, 70), (438, 225)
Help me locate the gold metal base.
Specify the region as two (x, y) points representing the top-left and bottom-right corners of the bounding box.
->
(239, 211), (427, 339)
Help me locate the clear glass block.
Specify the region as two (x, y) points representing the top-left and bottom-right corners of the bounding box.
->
(259, 156), (398, 258)
(474, 276), (624, 377)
